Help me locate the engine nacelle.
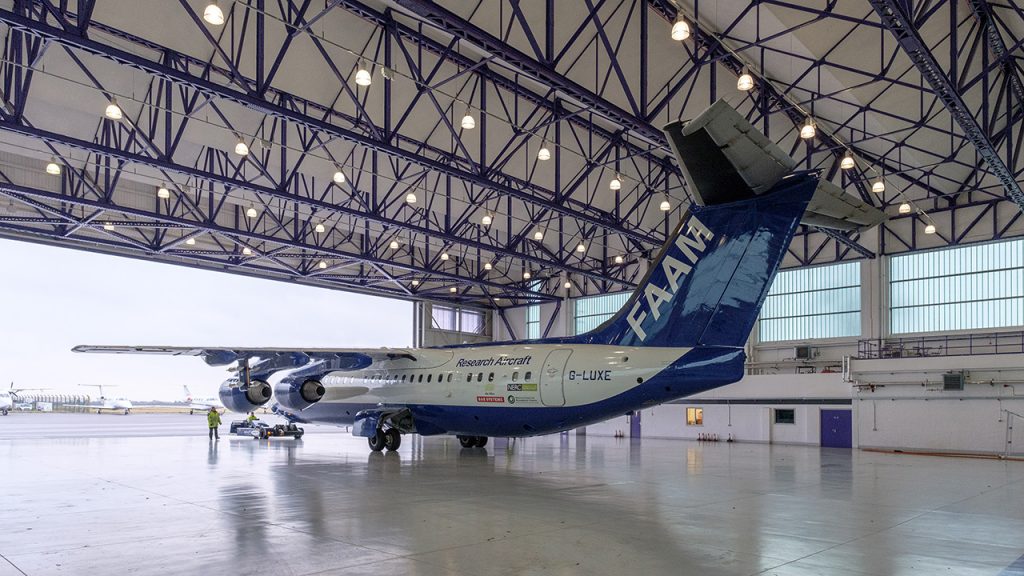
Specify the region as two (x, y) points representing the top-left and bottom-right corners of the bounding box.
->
(219, 377), (273, 413)
(274, 361), (328, 411)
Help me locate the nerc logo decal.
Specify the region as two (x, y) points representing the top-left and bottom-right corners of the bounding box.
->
(507, 383), (538, 392)
(476, 396), (505, 403)
(626, 215), (714, 341)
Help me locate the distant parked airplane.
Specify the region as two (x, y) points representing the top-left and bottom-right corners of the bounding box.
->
(67, 385), (133, 415)
(183, 385), (224, 414)
(75, 100), (884, 451)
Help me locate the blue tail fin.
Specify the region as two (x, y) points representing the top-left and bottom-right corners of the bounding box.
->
(574, 174), (817, 348)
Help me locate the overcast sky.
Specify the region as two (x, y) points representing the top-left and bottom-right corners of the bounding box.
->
(0, 238), (412, 401)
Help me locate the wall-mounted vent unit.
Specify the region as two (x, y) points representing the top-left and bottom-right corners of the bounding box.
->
(795, 346), (815, 360)
(943, 371), (965, 391)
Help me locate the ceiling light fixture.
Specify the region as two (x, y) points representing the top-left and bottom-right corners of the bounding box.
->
(355, 61), (372, 87)
(481, 213), (493, 226)
(203, 1), (225, 25)
(411, 279), (419, 286)
(461, 107), (475, 130)
(314, 223), (325, 233)
(242, 247), (252, 255)
(332, 169), (346, 184)
(614, 255), (624, 265)
(523, 271), (531, 280)
(872, 178), (885, 194)
(737, 67), (754, 91)
(405, 192), (417, 204)
(246, 205), (258, 218)
(537, 141), (551, 161)
(840, 151), (855, 170)
(389, 240), (400, 250)
(234, 139), (249, 156)
(924, 223), (936, 235)
(104, 98), (123, 120)
(799, 118), (816, 139)
(449, 286), (457, 293)
(484, 262), (493, 271)
(671, 17), (691, 41)
(898, 202), (911, 215)
(440, 252), (449, 261)
(576, 242), (586, 253)
(318, 260), (328, 269)
(185, 237), (196, 246)
(660, 195), (671, 211)
(45, 157), (61, 175)
(102, 222), (115, 231)
(564, 280), (572, 289)
(157, 183), (170, 199)
(533, 230), (543, 241)
(609, 174), (622, 191)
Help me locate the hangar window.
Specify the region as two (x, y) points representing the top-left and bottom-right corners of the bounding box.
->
(526, 281), (543, 338)
(574, 292), (631, 334)
(431, 305), (487, 334)
(686, 407), (703, 426)
(759, 261), (861, 342)
(890, 238), (1024, 333)
(774, 409), (795, 424)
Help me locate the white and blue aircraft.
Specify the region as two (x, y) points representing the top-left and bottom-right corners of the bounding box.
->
(183, 385), (225, 415)
(0, 389), (11, 416)
(74, 101), (884, 452)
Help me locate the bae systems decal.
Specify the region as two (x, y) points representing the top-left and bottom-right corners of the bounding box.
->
(457, 355), (532, 368)
(476, 396), (505, 403)
(626, 215), (713, 341)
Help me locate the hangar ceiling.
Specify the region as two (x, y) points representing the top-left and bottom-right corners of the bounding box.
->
(0, 0), (1022, 307)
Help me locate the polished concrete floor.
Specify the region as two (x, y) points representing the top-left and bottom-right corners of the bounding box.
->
(2, 413), (1024, 576)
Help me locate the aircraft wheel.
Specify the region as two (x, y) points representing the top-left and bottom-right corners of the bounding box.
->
(368, 430), (386, 452)
(189, 409), (194, 415)
(1, 409), (7, 416)
(458, 435), (475, 448)
(384, 428), (402, 451)
(97, 409), (101, 415)
(474, 436), (488, 448)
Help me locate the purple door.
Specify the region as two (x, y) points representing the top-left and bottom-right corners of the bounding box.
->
(629, 410), (641, 438)
(820, 409), (852, 448)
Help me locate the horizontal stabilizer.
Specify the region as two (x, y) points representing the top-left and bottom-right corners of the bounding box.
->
(804, 180), (886, 231)
(664, 99), (886, 233)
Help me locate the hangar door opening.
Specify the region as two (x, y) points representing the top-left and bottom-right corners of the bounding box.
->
(539, 349), (571, 407)
(820, 409), (852, 448)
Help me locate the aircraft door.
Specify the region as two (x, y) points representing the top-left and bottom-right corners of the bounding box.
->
(539, 349), (572, 407)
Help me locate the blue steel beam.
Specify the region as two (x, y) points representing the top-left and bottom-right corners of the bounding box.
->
(0, 7), (659, 247)
(870, 0), (1024, 211)
(0, 179), (561, 302)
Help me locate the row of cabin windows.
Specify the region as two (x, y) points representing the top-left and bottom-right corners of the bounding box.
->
(354, 371), (534, 384)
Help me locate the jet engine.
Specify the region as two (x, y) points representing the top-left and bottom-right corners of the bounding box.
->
(274, 361), (329, 411)
(218, 377), (273, 413)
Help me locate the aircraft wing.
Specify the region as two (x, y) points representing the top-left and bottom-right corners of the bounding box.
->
(72, 345), (418, 369)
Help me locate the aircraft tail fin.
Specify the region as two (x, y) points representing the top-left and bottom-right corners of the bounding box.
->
(571, 100), (881, 349)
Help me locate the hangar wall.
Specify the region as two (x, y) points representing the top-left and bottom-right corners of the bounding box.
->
(493, 250), (1024, 455)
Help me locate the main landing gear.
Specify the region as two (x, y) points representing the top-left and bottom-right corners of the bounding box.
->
(368, 428), (402, 452)
(458, 435), (488, 448)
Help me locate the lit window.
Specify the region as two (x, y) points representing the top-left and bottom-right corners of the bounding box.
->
(759, 262), (861, 342)
(686, 407), (703, 426)
(574, 292), (630, 334)
(890, 238), (1024, 334)
(774, 409), (795, 424)
(526, 280), (543, 338)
